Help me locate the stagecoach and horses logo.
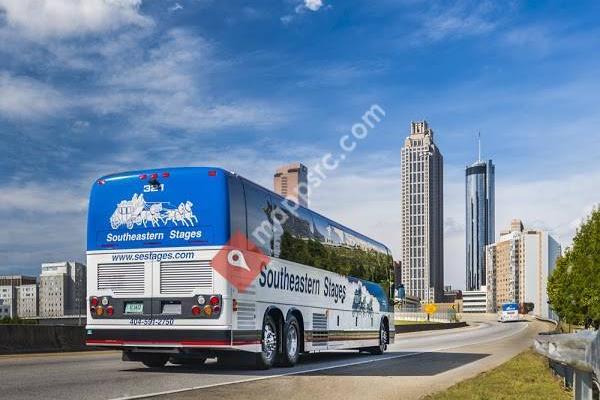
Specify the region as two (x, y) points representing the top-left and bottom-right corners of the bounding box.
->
(110, 193), (198, 229)
(349, 278), (387, 315)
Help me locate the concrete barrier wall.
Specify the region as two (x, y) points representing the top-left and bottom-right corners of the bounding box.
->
(0, 322), (467, 354)
(0, 325), (87, 354)
(395, 321), (467, 333)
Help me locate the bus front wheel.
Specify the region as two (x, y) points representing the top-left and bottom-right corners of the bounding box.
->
(255, 314), (278, 369)
(368, 321), (388, 355)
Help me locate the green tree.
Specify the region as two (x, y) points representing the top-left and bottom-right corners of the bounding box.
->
(548, 207), (600, 329)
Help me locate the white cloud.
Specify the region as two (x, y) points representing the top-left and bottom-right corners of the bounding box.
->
(0, 182), (87, 213)
(408, 0), (507, 45)
(0, 72), (69, 118)
(85, 29), (285, 132)
(280, 15), (294, 25)
(168, 2), (183, 13)
(282, 0), (325, 24)
(0, 0), (151, 39)
(304, 0), (323, 12)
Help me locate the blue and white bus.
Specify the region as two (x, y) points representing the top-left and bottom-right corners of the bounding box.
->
(86, 167), (394, 369)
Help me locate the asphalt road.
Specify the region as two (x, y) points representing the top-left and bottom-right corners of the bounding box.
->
(0, 316), (550, 400)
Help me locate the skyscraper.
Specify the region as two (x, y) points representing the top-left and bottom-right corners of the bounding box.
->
(465, 157), (495, 291)
(401, 121), (444, 302)
(273, 162), (308, 207)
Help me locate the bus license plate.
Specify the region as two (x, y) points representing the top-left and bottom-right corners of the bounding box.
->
(125, 302), (144, 314)
(129, 317), (174, 326)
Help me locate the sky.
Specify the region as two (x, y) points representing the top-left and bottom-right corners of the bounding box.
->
(0, 0), (599, 290)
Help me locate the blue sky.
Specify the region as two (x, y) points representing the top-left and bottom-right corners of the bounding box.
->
(0, 0), (599, 290)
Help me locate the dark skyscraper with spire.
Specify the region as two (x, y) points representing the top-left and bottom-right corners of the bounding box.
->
(465, 136), (495, 291)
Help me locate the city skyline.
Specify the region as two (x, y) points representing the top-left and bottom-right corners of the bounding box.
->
(1, 1), (599, 291)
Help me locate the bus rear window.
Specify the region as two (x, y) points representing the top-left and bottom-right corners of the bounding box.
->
(87, 168), (229, 251)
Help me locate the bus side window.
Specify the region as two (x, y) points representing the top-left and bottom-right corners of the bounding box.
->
(271, 197), (315, 263)
(228, 175), (246, 240)
(243, 181), (274, 256)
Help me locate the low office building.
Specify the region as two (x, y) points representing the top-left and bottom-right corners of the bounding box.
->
(17, 284), (39, 318)
(0, 275), (37, 287)
(462, 286), (487, 313)
(39, 262), (86, 318)
(0, 285), (17, 318)
(0, 276), (37, 319)
(0, 301), (12, 318)
(486, 220), (561, 319)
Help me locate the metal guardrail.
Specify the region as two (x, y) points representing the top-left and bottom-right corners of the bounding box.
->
(534, 330), (599, 399)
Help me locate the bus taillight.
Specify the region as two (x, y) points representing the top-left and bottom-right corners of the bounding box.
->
(106, 306), (114, 316)
(209, 296), (219, 306)
(203, 305), (213, 316)
(191, 305), (201, 316)
(162, 171), (170, 178)
(90, 297), (99, 307)
(139, 174), (147, 180)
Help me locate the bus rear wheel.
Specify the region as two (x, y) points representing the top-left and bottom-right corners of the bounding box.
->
(141, 354), (170, 368)
(255, 314), (278, 369)
(278, 315), (300, 367)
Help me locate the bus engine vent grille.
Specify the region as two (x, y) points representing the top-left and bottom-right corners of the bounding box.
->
(160, 260), (213, 294)
(97, 263), (145, 296)
(236, 301), (256, 330)
(311, 313), (328, 346)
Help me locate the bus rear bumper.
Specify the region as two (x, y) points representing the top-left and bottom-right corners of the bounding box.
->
(85, 328), (261, 351)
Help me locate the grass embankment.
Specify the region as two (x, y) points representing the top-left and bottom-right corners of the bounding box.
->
(424, 350), (570, 400)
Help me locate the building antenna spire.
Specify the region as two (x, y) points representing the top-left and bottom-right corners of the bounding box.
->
(478, 131), (481, 162)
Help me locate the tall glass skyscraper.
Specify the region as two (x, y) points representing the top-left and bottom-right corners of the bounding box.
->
(465, 159), (495, 291)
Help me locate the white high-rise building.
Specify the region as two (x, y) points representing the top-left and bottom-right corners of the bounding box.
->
(39, 262), (86, 317)
(486, 220), (561, 319)
(401, 121), (444, 302)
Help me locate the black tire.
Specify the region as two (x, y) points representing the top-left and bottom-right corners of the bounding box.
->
(255, 314), (278, 369)
(141, 354), (169, 368)
(368, 320), (388, 355)
(278, 315), (301, 367)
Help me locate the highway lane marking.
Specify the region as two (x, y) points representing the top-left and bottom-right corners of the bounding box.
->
(111, 321), (529, 400)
